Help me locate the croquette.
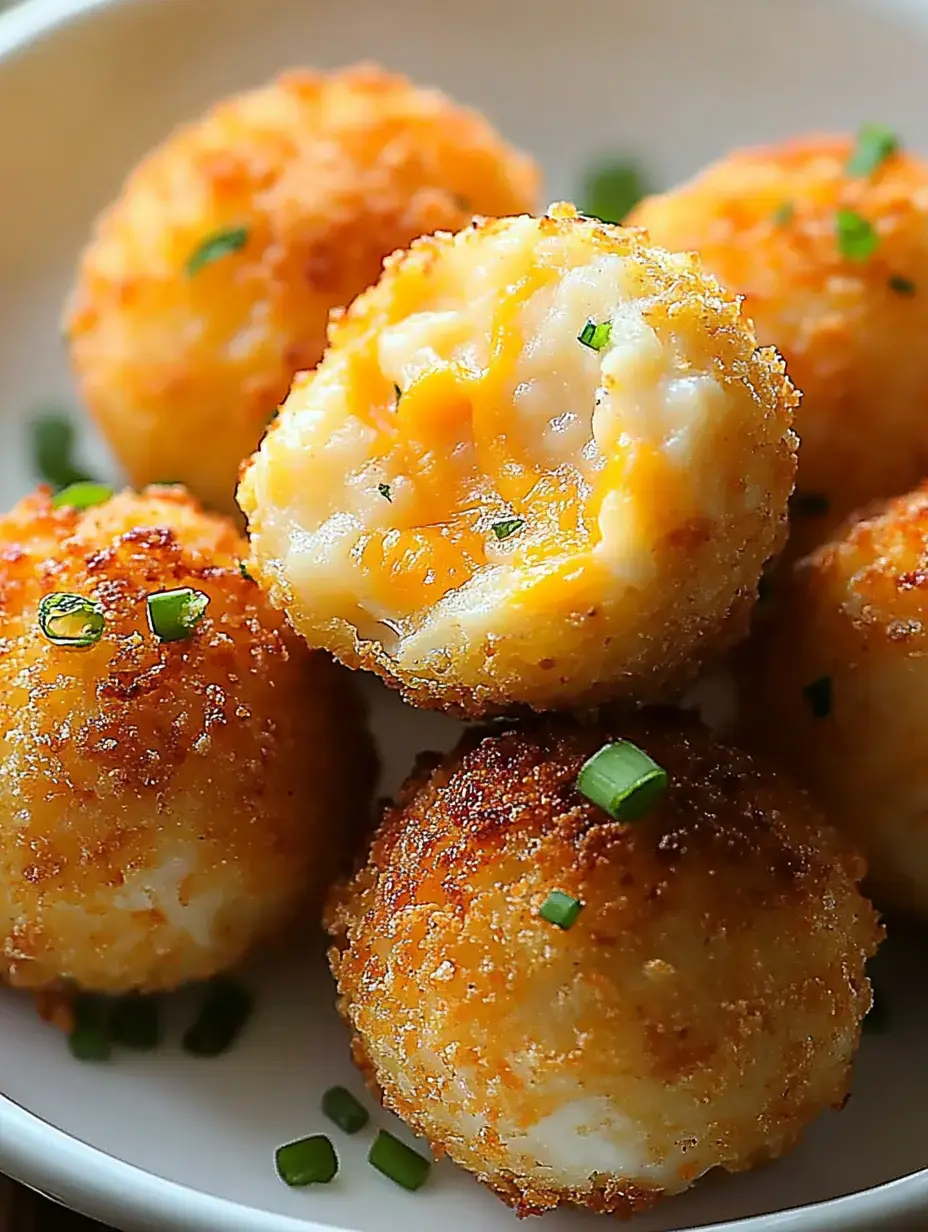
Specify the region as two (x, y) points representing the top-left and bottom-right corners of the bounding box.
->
(326, 712), (880, 1217)
(66, 64), (540, 516)
(630, 132), (928, 558)
(0, 486), (373, 993)
(239, 204), (798, 716)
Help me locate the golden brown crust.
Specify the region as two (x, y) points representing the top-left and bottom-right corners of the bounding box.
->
(631, 133), (928, 561)
(741, 480), (928, 916)
(66, 64), (540, 516)
(327, 712), (880, 1215)
(0, 487), (374, 992)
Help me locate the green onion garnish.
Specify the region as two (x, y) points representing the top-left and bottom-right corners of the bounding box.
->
(863, 988), (890, 1034)
(38, 592), (105, 648)
(847, 123), (899, 177)
(182, 978), (254, 1057)
(109, 994), (161, 1050)
(51, 481), (113, 511)
(31, 410), (94, 490)
(802, 675), (833, 719)
(238, 560), (254, 582)
(582, 159), (647, 224)
(576, 740), (668, 822)
(322, 1085), (370, 1134)
(789, 491), (830, 517)
(147, 587), (209, 643)
(539, 890), (583, 930)
(378, 483), (393, 503)
(394, 384), (402, 407)
(186, 226), (249, 276)
(578, 319), (612, 351)
(69, 996), (110, 1062)
(773, 201), (795, 226)
(836, 209), (879, 261)
(889, 274), (916, 296)
(490, 518), (524, 541)
(368, 1130), (431, 1192)
(275, 1135), (338, 1187)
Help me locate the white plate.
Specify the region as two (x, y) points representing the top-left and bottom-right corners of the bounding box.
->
(1, 0), (928, 1229)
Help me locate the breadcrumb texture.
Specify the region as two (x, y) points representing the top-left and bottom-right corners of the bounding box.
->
(0, 487), (373, 993)
(66, 64), (539, 516)
(741, 481), (928, 918)
(630, 134), (928, 558)
(326, 713), (879, 1217)
(241, 205), (797, 716)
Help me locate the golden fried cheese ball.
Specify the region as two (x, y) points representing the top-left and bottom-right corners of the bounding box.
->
(326, 713), (879, 1217)
(240, 205), (798, 716)
(741, 481), (928, 918)
(630, 131), (928, 558)
(0, 486), (372, 993)
(66, 65), (539, 516)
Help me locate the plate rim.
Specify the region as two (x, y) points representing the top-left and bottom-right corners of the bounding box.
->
(0, 0), (927, 1228)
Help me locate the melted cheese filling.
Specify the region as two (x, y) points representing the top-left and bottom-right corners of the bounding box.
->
(270, 215), (739, 653)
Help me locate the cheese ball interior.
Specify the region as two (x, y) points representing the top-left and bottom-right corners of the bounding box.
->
(0, 487), (372, 994)
(240, 204), (798, 715)
(741, 482), (928, 919)
(326, 713), (880, 1218)
(630, 132), (928, 558)
(66, 64), (539, 516)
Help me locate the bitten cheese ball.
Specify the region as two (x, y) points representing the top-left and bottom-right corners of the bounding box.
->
(240, 204), (798, 716)
(66, 65), (539, 516)
(741, 481), (928, 918)
(0, 486), (372, 993)
(630, 131), (928, 558)
(326, 713), (879, 1218)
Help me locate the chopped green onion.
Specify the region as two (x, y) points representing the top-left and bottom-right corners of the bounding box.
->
(789, 491), (830, 517)
(31, 410), (94, 490)
(275, 1135), (338, 1187)
(109, 994), (161, 1050)
(238, 560), (254, 582)
(186, 226), (249, 276)
(773, 201), (795, 226)
(147, 587), (209, 643)
(576, 740), (668, 822)
(836, 209), (879, 261)
(582, 159), (647, 224)
(539, 890), (583, 930)
(38, 592), (105, 648)
(182, 978), (254, 1057)
(889, 274), (917, 296)
(802, 675), (833, 719)
(393, 384), (402, 407)
(378, 482), (393, 503)
(863, 988), (890, 1034)
(490, 518), (524, 542)
(578, 319), (613, 351)
(322, 1085), (370, 1134)
(368, 1130), (431, 1191)
(69, 996), (110, 1062)
(52, 481), (113, 511)
(847, 123), (899, 177)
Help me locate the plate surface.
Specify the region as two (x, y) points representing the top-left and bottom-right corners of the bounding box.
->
(1, 0), (928, 1229)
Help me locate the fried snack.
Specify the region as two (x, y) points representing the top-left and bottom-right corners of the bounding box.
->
(66, 65), (539, 516)
(0, 486), (372, 993)
(240, 205), (797, 715)
(741, 481), (928, 918)
(327, 713), (879, 1217)
(630, 132), (928, 558)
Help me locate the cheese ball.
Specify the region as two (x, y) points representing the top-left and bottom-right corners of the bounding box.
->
(326, 713), (880, 1218)
(741, 482), (928, 918)
(66, 65), (539, 516)
(0, 486), (372, 994)
(240, 204), (798, 716)
(630, 132), (928, 558)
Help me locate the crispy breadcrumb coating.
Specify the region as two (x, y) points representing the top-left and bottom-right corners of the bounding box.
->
(327, 712), (879, 1217)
